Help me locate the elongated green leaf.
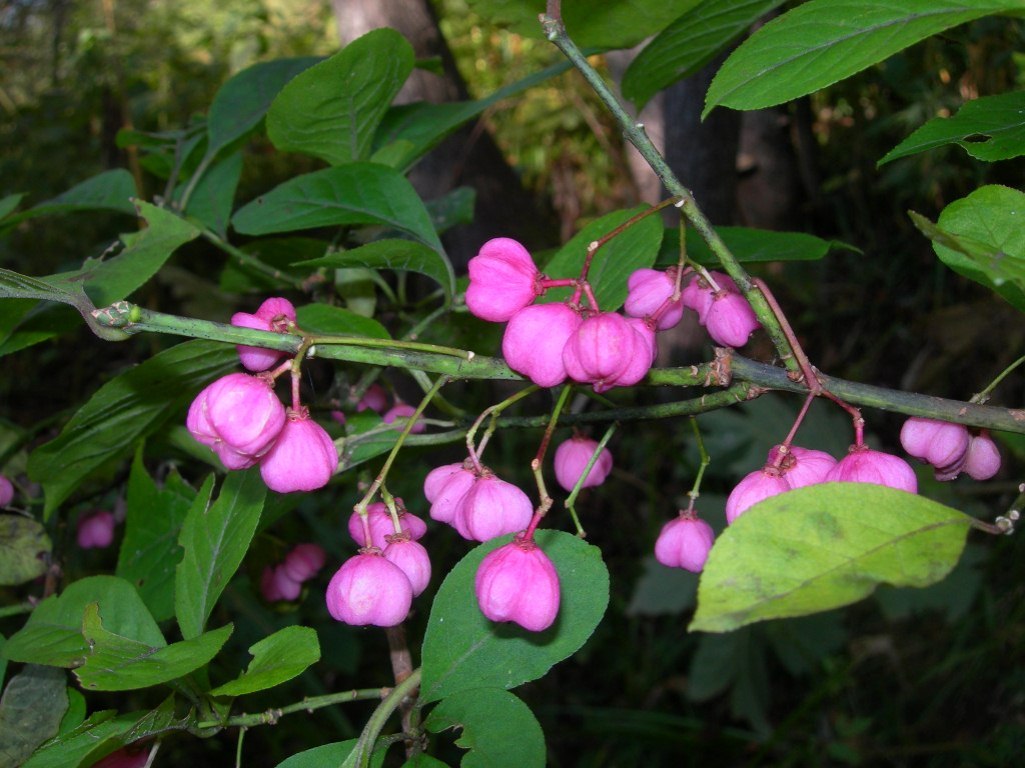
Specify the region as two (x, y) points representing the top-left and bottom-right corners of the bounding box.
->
(207, 57), (320, 156)
(467, 0), (695, 48)
(657, 226), (840, 268)
(297, 239), (455, 301)
(0, 515), (51, 586)
(540, 206), (662, 311)
(175, 470), (265, 640)
(910, 185), (1025, 313)
(209, 626), (320, 697)
(115, 450), (195, 622)
(272, 741), (365, 768)
(0, 665), (67, 768)
(704, 0), (1019, 116)
(426, 187), (476, 236)
(0, 267), (89, 307)
(267, 29), (413, 165)
(295, 303), (390, 340)
(424, 688), (545, 768)
(0, 193), (23, 221)
(76, 604), (231, 692)
(623, 0), (785, 109)
(2, 576), (164, 667)
(21, 711), (133, 768)
(420, 530), (609, 703)
(232, 164), (443, 252)
(690, 484), (973, 632)
(28, 341), (237, 518)
(220, 237), (328, 293)
(183, 151), (243, 236)
(0, 170), (136, 230)
(881, 90), (1025, 164)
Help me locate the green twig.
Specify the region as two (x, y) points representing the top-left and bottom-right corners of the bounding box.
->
(347, 668), (423, 768)
(198, 689), (388, 729)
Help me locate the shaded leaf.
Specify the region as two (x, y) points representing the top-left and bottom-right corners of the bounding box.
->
(296, 303), (390, 340)
(0, 170), (136, 230)
(232, 164), (443, 253)
(175, 471), (265, 640)
(0, 515), (51, 586)
(623, 0), (785, 109)
(183, 151), (243, 236)
(27, 341), (237, 519)
(704, 0), (1016, 116)
(0, 665), (67, 768)
(880, 90), (1025, 164)
(0, 193), (23, 221)
(690, 484), (973, 632)
(910, 185), (1025, 312)
(657, 226), (843, 268)
(267, 29), (413, 165)
(420, 530), (609, 703)
(425, 688), (545, 768)
(297, 239), (455, 301)
(21, 711), (132, 768)
(209, 626), (320, 697)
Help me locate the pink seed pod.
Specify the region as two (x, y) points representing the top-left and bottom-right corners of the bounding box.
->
(681, 271), (736, 324)
(282, 543), (328, 583)
(654, 511), (716, 572)
(260, 564), (302, 602)
(964, 432), (1001, 480)
(454, 474), (533, 542)
(562, 312), (651, 392)
(626, 317), (658, 363)
(427, 465), (478, 524)
(356, 383), (389, 414)
(475, 535), (560, 632)
(77, 510), (116, 549)
(624, 268), (684, 330)
(90, 747), (153, 768)
(348, 501), (427, 549)
(553, 435), (613, 492)
(725, 469), (790, 524)
(326, 552), (413, 627)
(502, 303), (583, 387)
(259, 408), (339, 493)
(0, 475), (14, 507)
(424, 462), (466, 502)
(187, 373), (286, 462)
(704, 291), (760, 347)
(466, 238), (541, 322)
(383, 535), (432, 596)
(768, 445), (838, 489)
(231, 297), (297, 372)
(825, 446), (918, 493)
(383, 403), (425, 434)
(900, 417), (970, 471)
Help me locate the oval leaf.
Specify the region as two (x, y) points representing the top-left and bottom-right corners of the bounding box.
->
(209, 626), (320, 697)
(704, 0), (1016, 116)
(267, 29), (413, 165)
(424, 688), (545, 768)
(0, 515), (51, 586)
(232, 164), (443, 253)
(690, 483), (973, 633)
(420, 529), (609, 703)
(0, 665), (68, 767)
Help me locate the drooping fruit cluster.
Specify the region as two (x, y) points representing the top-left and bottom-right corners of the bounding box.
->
(186, 298), (339, 493)
(900, 417), (1001, 481)
(424, 461), (532, 541)
(261, 543), (327, 602)
(326, 500), (432, 627)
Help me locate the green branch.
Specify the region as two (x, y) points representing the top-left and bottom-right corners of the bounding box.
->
(198, 688), (389, 729)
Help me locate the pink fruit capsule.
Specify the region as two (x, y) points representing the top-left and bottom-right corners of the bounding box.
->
(454, 474), (533, 542)
(553, 436), (613, 492)
(232, 297), (297, 372)
(725, 469), (790, 524)
(964, 432), (1001, 481)
(900, 417), (970, 472)
(282, 543), (328, 583)
(259, 408), (338, 493)
(654, 512), (715, 572)
(502, 303), (582, 387)
(624, 268), (684, 330)
(326, 552), (413, 627)
(825, 446), (917, 494)
(77, 510), (116, 549)
(348, 502), (427, 549)
(475, 536), (560, 632)
(383, 536), (432, 596)
(465, 238), (541, 322)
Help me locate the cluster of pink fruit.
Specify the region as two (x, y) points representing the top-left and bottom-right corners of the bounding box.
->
(466, 238), (761, 393)
(186, 298), (339, 493)
(330, 382), (425, 434)
(261, 543), (327, 602)
(900, 417), (1000, 482)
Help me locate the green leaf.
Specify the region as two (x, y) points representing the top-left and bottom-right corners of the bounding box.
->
(297, 239), (455, 301)
(20, 711), (134, 768)
(880, 90), (1025, 164)
(687, 627), (770, 732)
(232, 163), (443, 253)
(207, 57), (321, 157)
(267, 29), (413, 165)
(57, 689), (86, 736)
(540, 207), (663, 311)
(657, 226), (841, 268)
(467, 0), (695, 49)
(175, 470), (265, 640)
(220, 237), (328, 293)
(273, 741), (361, 768)
(0, 267), (89, 308)
(424, 688), (545, 768)
(27, 340), (237, 518)
(626, 556), (698, 616)
(690, 484), (973, 632)
(0, 665), (68, 768)
(296, 303), (390, 340)
(0, 170), (136, 230)
(3, 576), (164, 667)
(115, 450), (196, 622)
(623, 0), (785, 109)
(426, 187), (476, 236)
(910, 185), (1025, 312)
(75, 604), (231, 692)
(0, 193), (23, 221)
(420, 530), (609, 703)
(704, 0), (1019, 116)
(183, 151), (243, 237)
(209, 626), (320, 697)
(0, 515), (51, 586)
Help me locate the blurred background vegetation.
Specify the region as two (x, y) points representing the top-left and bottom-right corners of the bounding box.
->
(2, 1), (1024, 766)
